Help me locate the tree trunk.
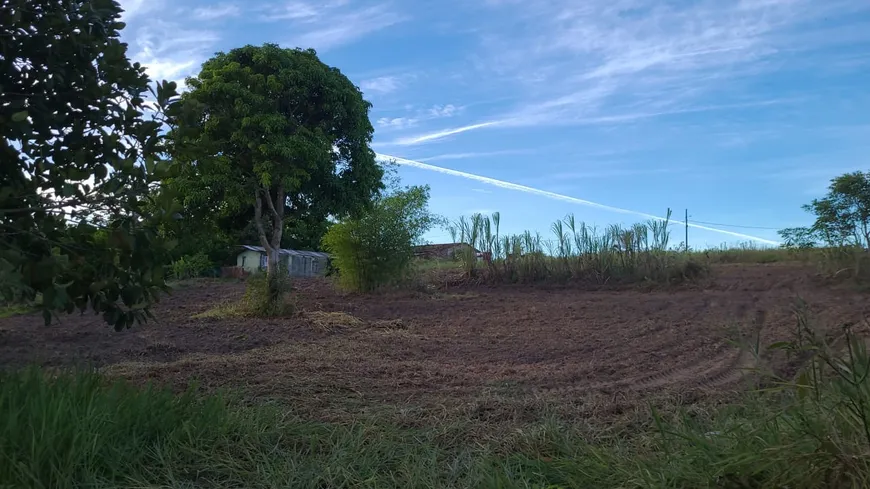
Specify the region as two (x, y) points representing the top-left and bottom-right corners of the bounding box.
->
(254, 185), (286, 304)
(265, 246), (281, 304)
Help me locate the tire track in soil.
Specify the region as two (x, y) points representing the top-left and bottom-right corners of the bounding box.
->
(529, 343), (749, 397)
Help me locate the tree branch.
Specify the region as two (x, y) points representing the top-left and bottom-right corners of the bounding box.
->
(260, 187), (280, 219)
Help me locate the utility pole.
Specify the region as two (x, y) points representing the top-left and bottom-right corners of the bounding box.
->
(685, 209), (689, 253)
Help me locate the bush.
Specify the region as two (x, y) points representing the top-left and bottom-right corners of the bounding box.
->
(169, 252), (214, 280)
(322, 186), (439, 291)
(242, 270), (295, 316)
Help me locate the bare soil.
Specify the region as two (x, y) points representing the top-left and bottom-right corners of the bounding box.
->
(2, 263), (868, 422)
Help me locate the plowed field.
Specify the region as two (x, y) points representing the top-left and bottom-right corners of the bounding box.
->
(2, 263), (867, 421)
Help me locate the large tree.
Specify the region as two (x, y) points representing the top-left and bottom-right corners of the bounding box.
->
(170, 44), (384, 299)
(779, 170), (870, 249)
(1, 0), (180, 328)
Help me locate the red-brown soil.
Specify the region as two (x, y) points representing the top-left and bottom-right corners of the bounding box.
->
(1, 263), (867, 421)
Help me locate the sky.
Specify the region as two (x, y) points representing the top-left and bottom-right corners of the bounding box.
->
(118, 0), (870, 248)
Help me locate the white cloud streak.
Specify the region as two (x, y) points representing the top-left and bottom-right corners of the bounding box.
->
(390, 121), (505, 145)
(377, 153), (780, 245)
(269, 2), (406, 51)
(390, 98), (791, 146)
(417, 149), (532, 162)
(193, 3), (240, 20)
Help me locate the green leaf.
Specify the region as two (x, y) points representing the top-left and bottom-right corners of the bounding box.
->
(11, 111), (29, 122)
(767, 341), (792, 351)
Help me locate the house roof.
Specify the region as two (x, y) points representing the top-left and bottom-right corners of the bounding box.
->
(239, 245), (329, 259)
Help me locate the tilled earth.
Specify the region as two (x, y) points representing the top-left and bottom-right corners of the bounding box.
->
(2, 263), (867, 421)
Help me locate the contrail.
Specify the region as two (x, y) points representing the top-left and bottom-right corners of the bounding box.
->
(376, 153), (780, 246)
(390, 121), (505, 146)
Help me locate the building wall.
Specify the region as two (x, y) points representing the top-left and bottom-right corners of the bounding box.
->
(236, 250), (328, 277)
(287, 255), (327, 277)
(236, 250), (263, 273)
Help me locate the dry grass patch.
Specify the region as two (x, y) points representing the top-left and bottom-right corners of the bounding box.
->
(303, 312), (412, 333)
(191, 302), (247, 319)
(304, 311), (364, 332)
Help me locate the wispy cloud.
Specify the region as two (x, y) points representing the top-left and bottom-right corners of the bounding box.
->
(541, 167), (681, 181)
(117, 0), (162, 22)
(377, 117), (418, 130)
(193, 3), (240, 20)
(132, 21), (219, 83)
(377, 153), (780, 245)
(390, 97), (791, 146)
(428, 104), (461, 118)
(261, 1), (319, 20)
(360, 76), (401, 94)
(265, 2), (406, 51)
(374, 103), (466, 133)
(396, 0), (870, 144)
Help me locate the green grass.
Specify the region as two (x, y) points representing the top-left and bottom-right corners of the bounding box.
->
(0, 303), (36, 318)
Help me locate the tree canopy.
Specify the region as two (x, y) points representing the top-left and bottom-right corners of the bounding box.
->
(779, 170), (870, 249)
(1, 0), (181, 328)
(168, 44), (384, 294)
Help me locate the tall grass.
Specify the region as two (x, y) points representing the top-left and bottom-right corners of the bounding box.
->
(446, 209), (706, 284)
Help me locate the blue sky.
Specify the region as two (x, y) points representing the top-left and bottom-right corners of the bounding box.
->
(119, 0), (870, 248)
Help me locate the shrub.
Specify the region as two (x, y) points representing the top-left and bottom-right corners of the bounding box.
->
(169, 252), (214, 280)
(322, 186), (440, 291)
(241, 270), (295, 316)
